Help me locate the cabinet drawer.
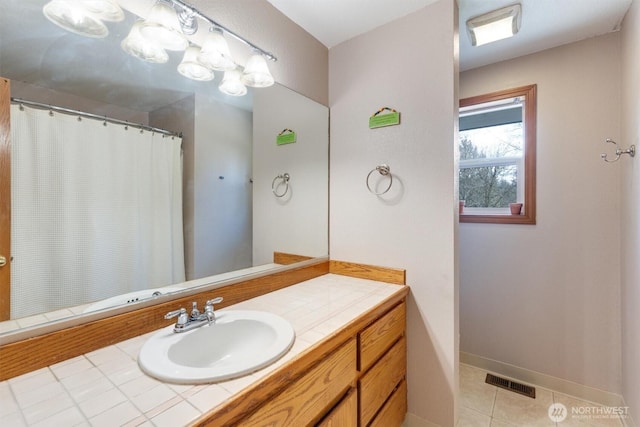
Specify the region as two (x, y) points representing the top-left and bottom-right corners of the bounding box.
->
(316, 388), (357, 427)
(359, 302), (405, 372)
(359, 336), (406, 426)
(369, 379), (407, 427)
(240, 338), (357, 427)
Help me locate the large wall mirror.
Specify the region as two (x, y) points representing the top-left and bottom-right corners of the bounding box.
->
(0, 0), (328, 336)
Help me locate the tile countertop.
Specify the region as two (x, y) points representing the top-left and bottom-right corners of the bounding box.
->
(0, 274), (405, 427)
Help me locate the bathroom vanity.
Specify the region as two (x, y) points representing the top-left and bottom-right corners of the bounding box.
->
(201, 283), (408, 427)
(0, 261), (408, 426)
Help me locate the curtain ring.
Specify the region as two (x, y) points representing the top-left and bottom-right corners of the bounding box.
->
(366, 164), (393, 195)
(272, 173), (290, 197)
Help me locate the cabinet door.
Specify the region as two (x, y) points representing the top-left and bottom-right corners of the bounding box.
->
(316, 388), (357, 427)
(369, 379), (407, 427)
(359, 302), (405, 372)
(240, 338), (357, 427)
(359, 336), (406, 426)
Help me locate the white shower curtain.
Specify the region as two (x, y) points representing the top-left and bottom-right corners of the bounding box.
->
(10, 105), (185, 318)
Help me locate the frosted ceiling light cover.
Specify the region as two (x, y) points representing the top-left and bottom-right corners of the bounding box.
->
(43, 0), (109, 38)
(121, 20), (169, 64)
(80, 0), (124, 22)
(219, 69), (247, 96)
(241, 51), (275, 88)
(140, 0), (188, 51)
(178, 46), (215, 81)
(467, 4), (521, 47)
(198, 27), (236, 71)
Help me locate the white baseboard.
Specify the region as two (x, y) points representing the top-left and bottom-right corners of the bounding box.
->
(460, 351), (625, 408)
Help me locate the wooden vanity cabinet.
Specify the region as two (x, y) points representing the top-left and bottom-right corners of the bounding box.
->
(358, 302), (407, 426)
(239, 338), (357, 426)
(200, 298), (407, 427)
(317, 388), (358, 427)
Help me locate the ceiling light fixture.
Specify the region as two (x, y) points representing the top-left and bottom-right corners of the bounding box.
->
(139, 0), (188, 51)
(177, 46), (215, 81)
(466, 3), (521, 47)
(42, 0), (109, 38)
(241, 50), (275, 88)
(121, 20), (169, 64)
(219, 69), (248, 97)
(198, 27), (236, 71)
(42, 0), (277, 95)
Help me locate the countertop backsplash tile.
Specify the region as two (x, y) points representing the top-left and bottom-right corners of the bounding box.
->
(0, 274), (403, 426)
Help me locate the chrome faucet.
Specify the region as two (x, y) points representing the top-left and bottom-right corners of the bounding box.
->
(164, 297), (223, 333)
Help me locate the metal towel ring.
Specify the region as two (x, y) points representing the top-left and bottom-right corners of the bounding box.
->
(366, 164), (393, 195)
(272, 173), (290, 197)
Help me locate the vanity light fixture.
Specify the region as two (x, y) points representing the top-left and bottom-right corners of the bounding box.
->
(43, 0), (277, 93)
(466, 3), (521, 47)
(121, 20), (169, 64)
(241, 50), (275, 88)
(42, 0), (111, 38)
(178, 46), (215, 81)
(139, 0), (188, 51)
(219, 69), (248, 96)
(198, 27), (236, 71)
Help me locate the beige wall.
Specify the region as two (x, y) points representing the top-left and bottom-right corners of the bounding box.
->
(460, 34), (622, 394)
(252, 85), (329, 265)
(190, 0), (329, 106)
(193, 97), (253, 277)
(620, 0), (640, 422)
(329, 1), (458, 425)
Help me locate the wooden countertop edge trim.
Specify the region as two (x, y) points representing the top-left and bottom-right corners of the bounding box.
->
(329, 260), (406, 285)
(190, 286), (410, 427)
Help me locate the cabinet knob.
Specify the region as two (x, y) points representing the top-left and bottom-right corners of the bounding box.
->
(0, 255), (6, 267)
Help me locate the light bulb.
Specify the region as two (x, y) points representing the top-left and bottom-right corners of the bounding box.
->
(219, 69), (247, 96)
(121, 20), (169, 64)
(42, 0), (108, 38)
(241, 51), (274, 88)
(198, 27), (235, 71)
(178, 46), (215, 81)
(139, 0), (188, 51)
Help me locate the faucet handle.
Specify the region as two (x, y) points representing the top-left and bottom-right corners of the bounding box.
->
(165, 307), (186, 319)
(206, 297), (223, 306)
(165, 307), (189, 329)
(204, 297), (223, 323)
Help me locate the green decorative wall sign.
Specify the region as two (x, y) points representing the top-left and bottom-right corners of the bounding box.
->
(277, 128), (296, 145)
(369, 107), (401, 129)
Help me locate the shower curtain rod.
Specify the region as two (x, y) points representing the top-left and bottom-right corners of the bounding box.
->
(11, 97), (182, 138)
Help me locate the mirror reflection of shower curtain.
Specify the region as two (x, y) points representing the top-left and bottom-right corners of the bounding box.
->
(10, 105), (185, 318)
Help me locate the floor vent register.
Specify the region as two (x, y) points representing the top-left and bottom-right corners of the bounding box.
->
(485, 373), (536, 399)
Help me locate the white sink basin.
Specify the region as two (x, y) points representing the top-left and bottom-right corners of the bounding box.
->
(138, 310), (295, 384)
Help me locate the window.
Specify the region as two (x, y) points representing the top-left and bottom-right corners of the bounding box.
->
(459, 84), (536, 224)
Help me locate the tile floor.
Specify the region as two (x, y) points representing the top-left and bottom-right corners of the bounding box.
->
(459, 364), (626, 427)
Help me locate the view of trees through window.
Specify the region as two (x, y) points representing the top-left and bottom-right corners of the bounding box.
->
(459, 119), (523, 209)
